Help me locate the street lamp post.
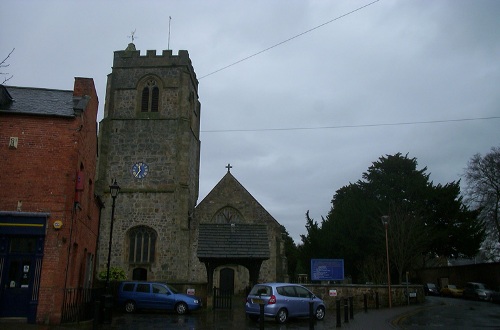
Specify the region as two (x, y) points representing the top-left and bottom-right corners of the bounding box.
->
(381, 215), (392, 308)
(105, 179), (120, 291)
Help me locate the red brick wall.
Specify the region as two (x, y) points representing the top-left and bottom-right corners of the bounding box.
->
(0, 78), (100, 324)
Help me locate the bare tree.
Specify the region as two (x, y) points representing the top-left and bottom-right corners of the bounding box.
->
(464, 146), (500, 250)
(1, 48), (15, 84)
(388, 205), (431, 284)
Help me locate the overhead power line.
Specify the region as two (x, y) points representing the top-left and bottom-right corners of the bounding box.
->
(201, 116), (500, 133)
(198, 0), (381, 79)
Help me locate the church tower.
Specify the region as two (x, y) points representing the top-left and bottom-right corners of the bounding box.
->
(96, 43), (201, 281)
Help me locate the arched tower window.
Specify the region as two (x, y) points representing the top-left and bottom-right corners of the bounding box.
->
(128, 226), (157, 264)
(140, 79), (159, 112)
(213, 206), (244, 224)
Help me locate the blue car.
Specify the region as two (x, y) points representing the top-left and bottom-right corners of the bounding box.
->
(245, 283), (326, 324)
(117, 281), (202, 314)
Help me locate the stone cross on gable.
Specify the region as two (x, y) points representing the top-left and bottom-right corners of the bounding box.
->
(226, 163), (232, 173)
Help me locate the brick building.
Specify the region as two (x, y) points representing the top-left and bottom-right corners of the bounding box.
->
(0, 78), (101, 324)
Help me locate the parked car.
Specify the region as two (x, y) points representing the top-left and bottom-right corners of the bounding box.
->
(245, 283), (326, 324)
(117, 281), (202, 314)
(424, 283), (440, 296)
(462, 282), (495, 301)
(440, 284), (463, 297)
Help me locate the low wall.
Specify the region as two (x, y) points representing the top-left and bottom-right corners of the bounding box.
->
(417, 262), (500, 291)
(303, 284), (424, 311)
(163, 282), (425, 311)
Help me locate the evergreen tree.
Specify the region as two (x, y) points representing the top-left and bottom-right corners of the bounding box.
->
(299, 153), (485, 283)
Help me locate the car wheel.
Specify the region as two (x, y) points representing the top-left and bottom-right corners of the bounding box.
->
(124, 301), (136, 313)
(175, 302), (188, 315)
(275, 308), (288, 324)
(315, 306), (325, 320)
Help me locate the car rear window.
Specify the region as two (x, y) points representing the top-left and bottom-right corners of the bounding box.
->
(250, 285), (272, 296)
(122, 283), (135, 292)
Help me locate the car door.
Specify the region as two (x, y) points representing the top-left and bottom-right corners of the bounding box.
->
(152, 283), (175, 310)
(135, 283), (152, 309)
(293, 286), (312, 317)
(276, 286), (298, 316)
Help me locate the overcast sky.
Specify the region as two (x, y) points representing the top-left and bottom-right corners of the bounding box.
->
(2, 0), (499, 243)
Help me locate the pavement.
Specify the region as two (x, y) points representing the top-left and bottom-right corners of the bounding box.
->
(0, 300), (432, 330)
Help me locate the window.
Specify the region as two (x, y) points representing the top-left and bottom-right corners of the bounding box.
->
(277, 286), (297, 297)
(136, 283), (150, 293)
(295, 286), (311, 298)
(10, 237), (37, 253)
(152, 284), (169, 294)
(250, 285), (271, 296)
(129, 226), (156, 264)
(123, 283), (135, 292)
(213, 206), (244, 224)
(140, 79), (159, 112)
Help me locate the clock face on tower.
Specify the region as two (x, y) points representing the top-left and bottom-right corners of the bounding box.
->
(132, 162), (149, 179)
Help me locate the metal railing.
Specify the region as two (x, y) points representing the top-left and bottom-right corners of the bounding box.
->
(61, 287), (103, 323)
(213, 287), (232, 309)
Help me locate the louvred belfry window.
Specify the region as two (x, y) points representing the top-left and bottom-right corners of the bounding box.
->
(140, 79), (159, 112)
(151, 87), (159, 112)
(141, 88), (149, 112)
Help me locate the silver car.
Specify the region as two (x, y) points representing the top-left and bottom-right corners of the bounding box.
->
(245, 283), (326, 324)
(463, 282), (495, 301)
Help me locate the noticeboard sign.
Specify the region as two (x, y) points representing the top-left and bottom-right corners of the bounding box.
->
(311, 259), (344, 281)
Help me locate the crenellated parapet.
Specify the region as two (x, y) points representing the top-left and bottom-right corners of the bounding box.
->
(113, 43), (197, 84)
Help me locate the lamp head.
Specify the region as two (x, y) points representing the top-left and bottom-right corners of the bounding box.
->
(109, 179), (120, 198)
(381, 215), (389, 226)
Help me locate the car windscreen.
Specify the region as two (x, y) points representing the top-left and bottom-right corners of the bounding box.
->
(165, 284), (179, 294)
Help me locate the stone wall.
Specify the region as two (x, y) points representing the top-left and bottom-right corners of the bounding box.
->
(192, 173), (287, 285)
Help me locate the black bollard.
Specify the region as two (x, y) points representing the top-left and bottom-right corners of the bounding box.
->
(364, 293), (368, 313)
(336, 299), (341, 328)
(376, 292), (380, 309)
(344, 298), (349, 323)
(259, 303), (265, 329)
(309, 300), (315, 329)
(93, 299), (101, 328)
(349, 296), (354, 319)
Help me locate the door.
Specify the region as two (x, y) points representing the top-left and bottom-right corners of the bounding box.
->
(0, 255), (35, 317)
(219, 268), (234, 295)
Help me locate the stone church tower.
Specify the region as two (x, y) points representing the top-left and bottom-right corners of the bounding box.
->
(96, 43), (200, 281)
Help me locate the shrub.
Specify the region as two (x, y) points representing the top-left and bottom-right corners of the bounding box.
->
(98, 267), (126, 281)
